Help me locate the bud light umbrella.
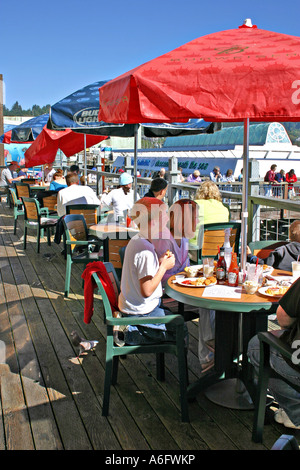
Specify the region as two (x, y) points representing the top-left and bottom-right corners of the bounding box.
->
(47, 80), (217, 199)
(10, 113), (50, 142)
(98, 19), (300, 273)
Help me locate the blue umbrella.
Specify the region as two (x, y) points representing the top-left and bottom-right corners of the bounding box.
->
(47, 80), (219, 198)
(10, 113), (49, 142)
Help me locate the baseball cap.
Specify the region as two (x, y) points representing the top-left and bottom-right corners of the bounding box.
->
(119, 172), (133, 185)
(7, 160), (20, 167)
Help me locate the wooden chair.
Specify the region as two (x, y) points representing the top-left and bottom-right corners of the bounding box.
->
(92, 262), (189, 422)
(14, 182), (31, 200)
(252, 332), (300, 443)
(192, 221), (241, 264)
(248, 240), (288, 260)
(9, 188), (24, 234)
(40, 194), (58, 218)
(63, 214), (103, 297)
(22, 197), (58, 253)
(66, 204), (100, 228)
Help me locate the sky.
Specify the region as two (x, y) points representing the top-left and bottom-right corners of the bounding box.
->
(1, 0), (300, 110)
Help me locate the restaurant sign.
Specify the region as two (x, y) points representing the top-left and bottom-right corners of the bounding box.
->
(112, 156), (239, 177)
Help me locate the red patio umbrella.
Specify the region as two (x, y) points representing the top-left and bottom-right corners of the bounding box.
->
(99, 20), (300, 124)
(99, 19), (300, 271)
(25, 126), (107, 167)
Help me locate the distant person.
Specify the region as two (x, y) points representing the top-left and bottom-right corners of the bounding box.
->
(210, 166), (222, 183)
(275, 169), (286, 183)
(44, 163), (56, 183)
(69, 164), (80, 175)
(18, 167), (29, 178)
(56, 173), (100, 218)
(186, 170), (202, 183)
(247, 220), (300, 272)
(144, 178), (168, 200)
(100, 172), (139, 221)
(286, 169), (297, 198)
(264, 164), (277, 196)
(222, 169), (235, 183)
(238, 168), (243, 182)
(177, 168), (185, 183)
(49, 170), (67, 192)
(0, 161), (24, 187)
(152, 168), (168, 180)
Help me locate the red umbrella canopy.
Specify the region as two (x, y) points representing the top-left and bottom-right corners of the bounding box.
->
(25, 126), (107, 167)
(99, 22), (300, 124)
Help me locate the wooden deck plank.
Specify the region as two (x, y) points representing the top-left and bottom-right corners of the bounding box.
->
(0, 200), (289, 450)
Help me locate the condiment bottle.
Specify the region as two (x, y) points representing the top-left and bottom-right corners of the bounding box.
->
(228, 252), (239, 287)
(216, 248), (226, 284)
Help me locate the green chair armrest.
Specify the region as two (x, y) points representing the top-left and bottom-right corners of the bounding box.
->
(106, 314), (184, 327)
(258, 331), (294, 361)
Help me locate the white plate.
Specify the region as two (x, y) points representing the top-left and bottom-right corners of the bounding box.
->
(258, 286), (286, 298)
(177, 278), (217, 288)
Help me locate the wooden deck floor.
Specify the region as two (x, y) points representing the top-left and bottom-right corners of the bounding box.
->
(0, 198), (297, 451)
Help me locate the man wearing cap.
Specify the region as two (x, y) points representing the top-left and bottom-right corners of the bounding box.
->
(0, 161), (25, 187)
(100, 172), (140, 221)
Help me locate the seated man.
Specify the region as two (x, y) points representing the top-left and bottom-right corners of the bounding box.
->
(248, 276), (300, 429)
(0, 161), (24, 188)
(247, 220), (300, 272)
(118, 197), (186, 345)
(100, 172), (138, 222)
(56, 172), (100, 218)
(144, 177), (168, 200)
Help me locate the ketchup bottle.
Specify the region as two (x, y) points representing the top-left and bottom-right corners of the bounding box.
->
(228, 252), (239, 287)
(216, 248), (226, 285)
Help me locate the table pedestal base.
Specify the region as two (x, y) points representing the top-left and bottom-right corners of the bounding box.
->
(205, 378), (254, 410)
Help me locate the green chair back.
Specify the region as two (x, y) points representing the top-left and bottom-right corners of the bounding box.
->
(194, 221), (241, 263)
(248, 240), (288, 260)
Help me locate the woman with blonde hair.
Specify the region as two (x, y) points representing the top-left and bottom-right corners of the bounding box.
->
(189, 180), (229, 251)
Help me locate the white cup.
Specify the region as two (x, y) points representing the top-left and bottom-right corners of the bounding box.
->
(292, 261), (300, 278)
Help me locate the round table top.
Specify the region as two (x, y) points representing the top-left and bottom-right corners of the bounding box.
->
(165, 269), (293, 314)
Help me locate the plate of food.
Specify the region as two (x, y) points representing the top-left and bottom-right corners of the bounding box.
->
(262, 265), (274, 275)
(258, 286), (290, 298)
(177, 276), (217, 287)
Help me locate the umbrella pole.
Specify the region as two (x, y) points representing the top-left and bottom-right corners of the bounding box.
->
(84, 134), (87, 181)
(241, 117), (249, 275)
(133, 124), (139, 202)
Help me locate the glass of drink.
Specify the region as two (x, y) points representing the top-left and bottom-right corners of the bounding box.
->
(203, 258), (214, 278)
(292, 261), (300, 278)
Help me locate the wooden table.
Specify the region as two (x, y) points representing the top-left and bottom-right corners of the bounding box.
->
(89, 222), (138, 268)
(165, 270), (292, 408)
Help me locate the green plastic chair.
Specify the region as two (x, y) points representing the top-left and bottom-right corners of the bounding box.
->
(248, 240), (288, 260)
(252, 332), (300, 443)
(92, 262), (189, 422)
(63, 214), (103, 297)
(9, 188), (24, 234)
(22, 197), (58, 253)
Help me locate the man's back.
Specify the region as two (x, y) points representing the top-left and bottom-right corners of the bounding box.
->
(57, 184), (100, 217)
